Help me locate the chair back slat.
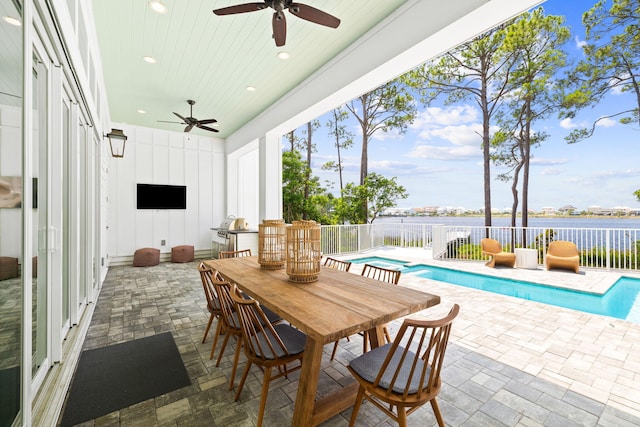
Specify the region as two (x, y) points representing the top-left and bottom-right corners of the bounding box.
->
(198, 263), (220, 311)
(361, 263), (401, 285)
(230, 285), (290, 360)
(323, 257), (352, 272)
(211, 277), (241, 330)
(374, 305), (459, 400)
(219, 249), (252, 259)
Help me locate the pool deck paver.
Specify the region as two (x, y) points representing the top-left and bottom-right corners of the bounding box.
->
(58, 247), (640, 426)
(344, 247), (640, 423)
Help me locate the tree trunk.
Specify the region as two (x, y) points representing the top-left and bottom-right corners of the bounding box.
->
(480, 61), (492, 231)
(303, 122), (313, 220)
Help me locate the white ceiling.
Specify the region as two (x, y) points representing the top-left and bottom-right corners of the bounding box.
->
(92, 0), (409, 138)
(91, 0), (544, 140)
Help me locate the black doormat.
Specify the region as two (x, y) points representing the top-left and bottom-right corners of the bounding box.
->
(60, 332), (191, 426)
(0, 366), (20, 427)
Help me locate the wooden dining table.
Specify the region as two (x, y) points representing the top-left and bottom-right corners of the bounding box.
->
(204, 256), (440, 426)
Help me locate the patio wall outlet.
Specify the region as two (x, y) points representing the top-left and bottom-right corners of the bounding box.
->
(161, 240), (166, 246)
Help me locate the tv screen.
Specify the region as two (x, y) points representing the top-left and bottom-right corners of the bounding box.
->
(136, 184), (187, 209)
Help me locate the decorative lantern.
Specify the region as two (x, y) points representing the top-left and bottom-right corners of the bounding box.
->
(286, 220), (321, 283)
(104, 128), (127, 158)
(258, 219), (286, 270)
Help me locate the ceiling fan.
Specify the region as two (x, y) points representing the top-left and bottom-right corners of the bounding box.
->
(159, 100), (219, 133)
(213, 0), (340, 47)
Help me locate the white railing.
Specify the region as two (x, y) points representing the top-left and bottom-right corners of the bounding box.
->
(320, 223), (640, 271)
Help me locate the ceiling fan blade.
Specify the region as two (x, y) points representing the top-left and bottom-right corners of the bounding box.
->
(213, 3), (267, 16)
(197, 118), (217, 125)
(184, 123), (194, 132)
(198, 124), (219, 133)
(173, 112), (187, 122)
(158, 120), (184, 124)
(289, 3), (340, 28)
(272, 11), (286, 47)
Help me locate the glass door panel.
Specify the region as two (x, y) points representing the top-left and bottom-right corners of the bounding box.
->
(32, 52), (48, 376)
(0, 0), (23, 424)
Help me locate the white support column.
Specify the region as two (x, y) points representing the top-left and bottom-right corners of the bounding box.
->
(259, 133), (282, 220)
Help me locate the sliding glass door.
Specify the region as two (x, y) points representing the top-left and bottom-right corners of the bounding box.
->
(0, 0), (23, 425)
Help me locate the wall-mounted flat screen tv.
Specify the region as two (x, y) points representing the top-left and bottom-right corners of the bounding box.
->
(136, 183), (187, 209)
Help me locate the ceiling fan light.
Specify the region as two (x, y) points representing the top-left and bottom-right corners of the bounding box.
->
(148, 0), (168, 14)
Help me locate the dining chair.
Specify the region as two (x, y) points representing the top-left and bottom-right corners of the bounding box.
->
(348, 304), (460, 427)
(219, 249), (252, 259)
(197, 262), (222, 344)
(230, 284), (307, 427)
(209, 277), (247, 391)
(361, 263), (401, 285)
(331, 263), (402, 360)
(361, 264), (401, 352)
(323, 256), (352, 272)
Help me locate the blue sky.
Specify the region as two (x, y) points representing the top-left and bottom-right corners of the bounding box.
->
(301, 0), (640, 213)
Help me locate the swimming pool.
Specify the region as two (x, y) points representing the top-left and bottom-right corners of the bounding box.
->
(350, 256), (640, 323)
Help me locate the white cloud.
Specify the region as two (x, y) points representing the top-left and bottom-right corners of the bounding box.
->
(596, 117), (617, 127)
(559, 117), (577, 129)
(408, 143), (479, 160)
(539, 167), (563, 176)
(418, 124), (483, 146)
(574, 35), (586, 50)
(530, 157), (568, 166)
(412, 105), (478, 130)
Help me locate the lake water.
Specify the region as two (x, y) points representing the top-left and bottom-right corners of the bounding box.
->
(375, 216), (640, 230)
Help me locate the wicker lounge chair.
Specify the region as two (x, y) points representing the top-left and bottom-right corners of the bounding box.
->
(481, 238), (516, 268)
(545, 240), (580, 273)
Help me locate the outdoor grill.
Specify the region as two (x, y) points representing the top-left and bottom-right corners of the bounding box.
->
(212, 216), (250, 258)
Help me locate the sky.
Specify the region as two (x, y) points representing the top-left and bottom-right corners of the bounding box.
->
(295, 0), (640, 213)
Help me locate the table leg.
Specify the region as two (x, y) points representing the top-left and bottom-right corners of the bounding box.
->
(292, 337), (323, 426)
(367, 325), (386, 349)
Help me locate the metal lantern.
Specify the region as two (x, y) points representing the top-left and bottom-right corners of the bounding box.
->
(258, 219), (287, 269)
(286, 220), (321, 283)
(105, 128), (127, 158)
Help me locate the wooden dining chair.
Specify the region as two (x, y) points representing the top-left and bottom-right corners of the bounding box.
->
(331, 263), (403, 360)
(362, 264), (401, 351)
(361, 263), (401, 285)
(197, 262), (222, 344)
(348, 304), (460, 427)
(323, 256), (352, 272)
(219, 249), (252, 259)
(210, 277), (247, 391)
(230, 285), (307, 427)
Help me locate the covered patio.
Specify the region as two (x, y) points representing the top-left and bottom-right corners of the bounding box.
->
(63, 248), (640, 425)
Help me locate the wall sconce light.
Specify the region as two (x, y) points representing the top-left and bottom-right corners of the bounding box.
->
(104, 129), (127, 158)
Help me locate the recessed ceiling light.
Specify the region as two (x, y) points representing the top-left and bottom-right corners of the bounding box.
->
(148, 0), (168, 14)
(2, 16), (21, 26)
(246, 86), (256, 92)
(277, 52), (290, 60)
(137, 109), (147, 114)
(143, 56), (157, 64)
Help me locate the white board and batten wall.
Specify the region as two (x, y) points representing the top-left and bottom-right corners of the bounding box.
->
(107, 123), (226, 265)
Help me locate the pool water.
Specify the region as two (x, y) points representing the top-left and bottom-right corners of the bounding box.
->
(350, 256), (640, 323)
